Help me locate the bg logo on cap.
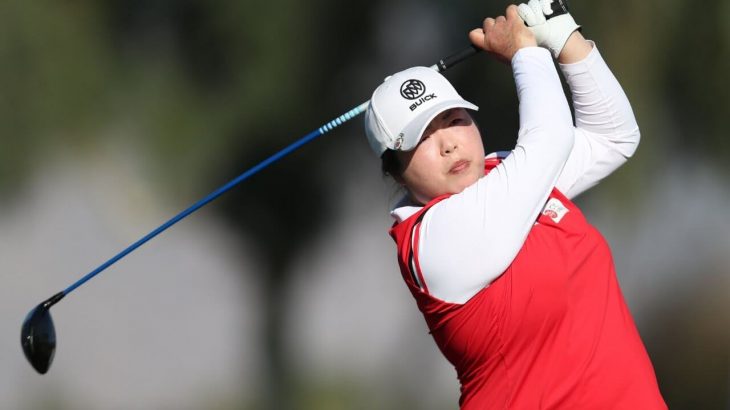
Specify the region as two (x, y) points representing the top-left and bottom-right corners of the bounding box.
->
(400, 79), (426, 100)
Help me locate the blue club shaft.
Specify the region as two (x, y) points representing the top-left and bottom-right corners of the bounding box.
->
(53, 44), (480, 303)
(62, 102), (369, 296)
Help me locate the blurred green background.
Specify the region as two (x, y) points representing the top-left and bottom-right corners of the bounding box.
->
(1, 0), (728, 409)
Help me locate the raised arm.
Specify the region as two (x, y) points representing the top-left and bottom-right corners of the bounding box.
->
(517, 1), (641, 198)
(412, 6), (575, 304)
(554, 32), (640, 198)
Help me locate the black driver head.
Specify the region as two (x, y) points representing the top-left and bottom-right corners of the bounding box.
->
(21, 303), (57, 374)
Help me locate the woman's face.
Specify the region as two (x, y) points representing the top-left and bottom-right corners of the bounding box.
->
(396, 108), (485, 205)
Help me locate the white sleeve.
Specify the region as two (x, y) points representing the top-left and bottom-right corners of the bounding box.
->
(554, 42), (641, 199)
(415, 47), (575, 304)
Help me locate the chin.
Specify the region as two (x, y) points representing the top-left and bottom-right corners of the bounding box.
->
(452, 181), (475, 195)
(463, 170), (481, 189)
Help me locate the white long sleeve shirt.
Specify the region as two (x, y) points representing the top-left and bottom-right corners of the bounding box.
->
(390, 44), (640, 304)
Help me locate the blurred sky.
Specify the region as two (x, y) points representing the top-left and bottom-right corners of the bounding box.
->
(1, 0), (728, 409)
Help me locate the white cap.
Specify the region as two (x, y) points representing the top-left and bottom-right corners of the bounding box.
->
(364, 66), (478, 157)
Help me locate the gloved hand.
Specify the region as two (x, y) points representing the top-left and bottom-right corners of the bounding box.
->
(517, 0), (580, 58)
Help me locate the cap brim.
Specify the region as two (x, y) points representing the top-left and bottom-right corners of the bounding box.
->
(398, 99), (479, 151)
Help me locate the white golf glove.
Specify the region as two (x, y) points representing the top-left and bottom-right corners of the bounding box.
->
(517, 0), (580, 58)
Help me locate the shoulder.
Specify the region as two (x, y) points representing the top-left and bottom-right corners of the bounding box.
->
(487, 150), (511, 160)
(484, 151), (511, 172)
(390, 195), (422, 224)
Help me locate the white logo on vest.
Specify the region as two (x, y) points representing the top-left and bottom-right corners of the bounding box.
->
(542, 198), (569, 223)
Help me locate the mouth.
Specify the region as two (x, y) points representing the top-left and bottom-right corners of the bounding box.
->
(449, 159), (470, 174)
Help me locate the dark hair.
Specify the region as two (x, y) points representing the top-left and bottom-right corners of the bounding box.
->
(381, 149), (403, 178)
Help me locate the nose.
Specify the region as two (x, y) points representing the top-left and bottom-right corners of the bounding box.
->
(440, 134), (458, 155)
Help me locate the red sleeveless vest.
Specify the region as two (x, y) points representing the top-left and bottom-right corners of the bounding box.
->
(389, 158), (666, 409)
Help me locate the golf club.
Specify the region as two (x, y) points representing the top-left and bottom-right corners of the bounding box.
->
(21, 44), (480, 374)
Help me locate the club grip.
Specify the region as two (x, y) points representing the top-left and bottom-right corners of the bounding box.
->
(435, 45), (480, 72)
(549, 0), (570, 17)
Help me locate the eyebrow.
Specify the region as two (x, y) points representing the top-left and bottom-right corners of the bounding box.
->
(439, 109), (456, 121)
(424, 109), (458, 135)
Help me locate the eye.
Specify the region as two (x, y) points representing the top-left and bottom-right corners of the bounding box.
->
(450, 117), (464, 126)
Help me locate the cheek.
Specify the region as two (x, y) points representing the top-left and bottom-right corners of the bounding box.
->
(467, 127), (485, 156)
(405, 157), (438, 189)
(470, 164), (484, 183)
(464, 130), (485, 184)
(404, 145), (438, 176)
(401, 150), (446, 198)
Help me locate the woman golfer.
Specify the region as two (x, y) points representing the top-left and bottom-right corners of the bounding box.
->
(364, 1), (666, 408)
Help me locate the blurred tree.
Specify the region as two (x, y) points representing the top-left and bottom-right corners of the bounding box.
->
(213, 1), (391, 406)
(0, 1), (112, 194)
(643, 272), (729, 408)
(660, 0), (730, 163)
